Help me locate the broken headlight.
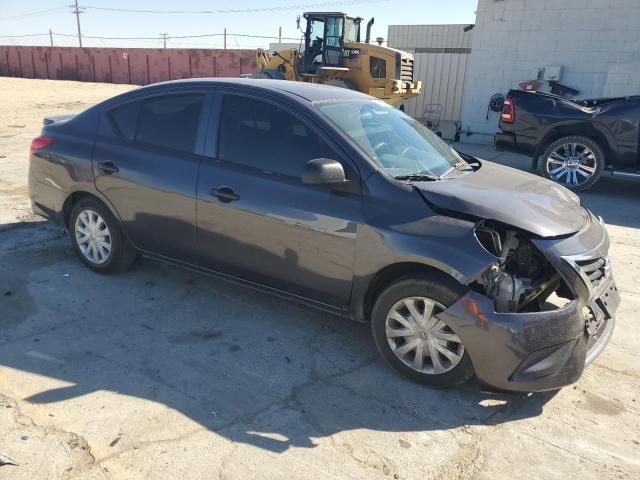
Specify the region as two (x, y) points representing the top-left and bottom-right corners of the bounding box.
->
(474, 223), (572, 313)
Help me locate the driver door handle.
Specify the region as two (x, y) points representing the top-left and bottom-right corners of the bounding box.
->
(210, 186), (240, 203)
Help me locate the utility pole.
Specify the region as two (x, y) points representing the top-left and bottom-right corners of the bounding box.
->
(224, 28), (227, 50)
(70, 0), (84, 47)
(160, 33), (168, 48)
(278, 26), (282, 44)
(49, 29), (54, 47)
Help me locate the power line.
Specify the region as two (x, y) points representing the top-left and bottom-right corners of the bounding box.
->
(0, 33), (51, 38)
(0, 31), (300, 41)
(0, 6), (68, 21)
(165, 33), (225, 40)
(82, 0), (389, 15)
(52, 32), (162, 40)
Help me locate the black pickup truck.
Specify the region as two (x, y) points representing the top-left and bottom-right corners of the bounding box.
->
(495, 89), (640, 191)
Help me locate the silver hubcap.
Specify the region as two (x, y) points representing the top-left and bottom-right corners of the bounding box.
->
(74, 209), (112, 264)
(546, 142), (597, 187)
(385, 296), (464, 374)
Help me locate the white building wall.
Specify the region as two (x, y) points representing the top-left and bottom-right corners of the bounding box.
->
(460, 0), (640, 144)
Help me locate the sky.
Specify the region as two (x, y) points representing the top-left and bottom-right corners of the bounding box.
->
(0, 0), (478, 49)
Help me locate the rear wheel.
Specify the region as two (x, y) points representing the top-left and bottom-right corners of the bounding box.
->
(69, 198), (137, 273)
(540, 136), (604, 191)
(371, 274), (474, 387)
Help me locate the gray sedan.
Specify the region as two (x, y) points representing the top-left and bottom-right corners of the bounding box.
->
(28, 79), (619, 391)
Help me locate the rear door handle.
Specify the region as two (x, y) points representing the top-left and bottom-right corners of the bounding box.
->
(210, 186), (240, 203)
(97, 161), (119, 175)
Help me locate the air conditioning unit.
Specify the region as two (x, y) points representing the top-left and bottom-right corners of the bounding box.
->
(543, 65), (562, 81)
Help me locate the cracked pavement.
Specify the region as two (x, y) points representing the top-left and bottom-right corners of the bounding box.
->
(0, 78), (639, 479)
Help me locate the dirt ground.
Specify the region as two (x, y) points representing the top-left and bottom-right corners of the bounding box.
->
(0, 77), (135, 226)
(0, 77), (639, 480)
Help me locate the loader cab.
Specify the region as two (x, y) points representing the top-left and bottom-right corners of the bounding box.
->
(302, 12), (363, 74)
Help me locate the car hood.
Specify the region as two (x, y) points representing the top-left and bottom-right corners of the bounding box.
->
(415, 161), (586, 238)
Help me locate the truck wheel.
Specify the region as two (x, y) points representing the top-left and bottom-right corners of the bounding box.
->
(371, 274), (474, 388)
(540, 136), (604, 191)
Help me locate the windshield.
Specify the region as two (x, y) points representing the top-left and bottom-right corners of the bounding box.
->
(316, 100), (464, 179)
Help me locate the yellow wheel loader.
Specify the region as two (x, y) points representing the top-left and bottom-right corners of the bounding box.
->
(254, 12), (422, 106)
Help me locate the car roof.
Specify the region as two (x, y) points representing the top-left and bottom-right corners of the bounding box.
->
(138, 77), (372, 103)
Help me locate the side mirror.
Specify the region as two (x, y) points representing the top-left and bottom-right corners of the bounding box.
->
(302, 158), (346, 185)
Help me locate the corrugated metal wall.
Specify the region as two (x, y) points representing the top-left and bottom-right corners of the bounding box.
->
(388, 25), (473, 123)
(0, 46), (256, 85)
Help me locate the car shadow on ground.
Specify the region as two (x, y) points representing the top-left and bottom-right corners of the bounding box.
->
(0, 221), (558, 453)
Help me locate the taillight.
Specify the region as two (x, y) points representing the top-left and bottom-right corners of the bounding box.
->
(30, 136), (54, 156)
(501, 96), (515, 123)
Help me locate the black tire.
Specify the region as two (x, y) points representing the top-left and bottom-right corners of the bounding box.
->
(371, 273), (474, 388)
(539, 135), (604, 191)
(69, 197), (137, 274)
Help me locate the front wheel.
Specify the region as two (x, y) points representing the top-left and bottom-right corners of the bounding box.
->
(540, 136), (604, 191)
(371, 274), (474, 387)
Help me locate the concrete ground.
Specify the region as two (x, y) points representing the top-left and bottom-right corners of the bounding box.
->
(0, 78), (639, 480)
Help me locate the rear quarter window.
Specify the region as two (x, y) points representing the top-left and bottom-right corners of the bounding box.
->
(110, 101), (140, 142)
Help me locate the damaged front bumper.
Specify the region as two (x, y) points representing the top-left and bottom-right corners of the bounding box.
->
(442, 212), (620, 392)
(441, 277), (618, 392)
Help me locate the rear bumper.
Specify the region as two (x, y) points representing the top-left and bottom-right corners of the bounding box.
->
(494, 131), (516, 151)
(28, 167), (66, 226)
(440, 274), (619, 392)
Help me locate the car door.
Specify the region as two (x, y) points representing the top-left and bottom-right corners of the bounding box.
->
(195, 91), (362, 307)
(93, 90), (211, 261)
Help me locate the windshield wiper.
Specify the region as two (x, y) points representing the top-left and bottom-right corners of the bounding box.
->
(441, 161), (474, 179)
(394, 173), (441, 182)
(454, 160), (474, 171)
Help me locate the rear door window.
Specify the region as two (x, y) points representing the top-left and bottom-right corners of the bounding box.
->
(137, 94), (204, 153)
(110, 93), (205, 154)
(217, 94), (336, 179)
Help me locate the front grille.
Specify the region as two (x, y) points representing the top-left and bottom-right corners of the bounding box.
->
(584, 281), (618, 364)
(400, 56), (414, 83)
(575, 257), (608, 290)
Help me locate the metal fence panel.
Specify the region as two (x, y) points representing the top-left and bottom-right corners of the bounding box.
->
(388, 24), (472, 122)
(0, 46), (256, 85)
